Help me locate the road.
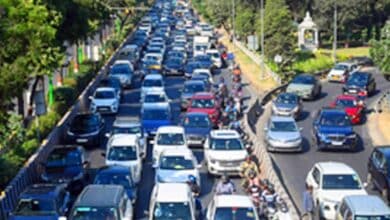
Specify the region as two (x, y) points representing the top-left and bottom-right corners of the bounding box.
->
(268, 68), (390, 213)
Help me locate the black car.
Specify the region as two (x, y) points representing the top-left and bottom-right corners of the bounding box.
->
(99, 76), (122, 98)
(65, 112), (105, 147)
(41, 145), (89, 194)
(163, 57), (184, 76)
(343, 71), (376, 96)
(368, 146), (390, 201)
(349, 56), (374, 67)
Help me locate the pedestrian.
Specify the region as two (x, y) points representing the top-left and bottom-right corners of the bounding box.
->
(302, 183), (315, 220)
(215, 175), (236, 195)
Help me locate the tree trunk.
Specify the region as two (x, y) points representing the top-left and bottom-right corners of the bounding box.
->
(17, 92), (24, 117)
(119, 12), (131, 35)
(27, 75), (43, 117)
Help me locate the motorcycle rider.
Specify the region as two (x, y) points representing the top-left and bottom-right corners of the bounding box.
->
(215, 174), (236, 195)
(240, 155), (260, 185)
(187, 175), (202, 218)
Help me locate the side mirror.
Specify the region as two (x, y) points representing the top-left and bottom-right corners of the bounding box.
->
(152, 163), (158, 169)
(263, 127), (268, 131)
(105, 133), (110, 138)
(83, 161), (90, 167)
(139, 152), (145, 158)
(88, 96), (93, 100)
(101, 152), (106, 157)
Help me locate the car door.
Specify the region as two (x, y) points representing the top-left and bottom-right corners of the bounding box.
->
(370, 150), (387, 190)
(206, 198), (215, 220)
(307, 166), (321, 203)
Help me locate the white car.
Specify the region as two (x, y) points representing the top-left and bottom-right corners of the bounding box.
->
(155, 148), (201, 187)
(305, 162), (367, 220)
(153, 126), (188, 165)
(206, 49), (222, 68)
(143, 89), (170, 104)
(89, 87), (119, 114)
(327, 62), (358, 83)
(204, 130), (247, 175)
(200, 26), (214, 37)
(192, 69), (214, 84)
(195, 22), (209, 33)
(110, 60), (134, 88)
(105, 134), (143, 184)
(147, 183), (197, 220)
(142, 53), (163, 65)
(206, 195), (260, 220)
(141, 74), (165, 100)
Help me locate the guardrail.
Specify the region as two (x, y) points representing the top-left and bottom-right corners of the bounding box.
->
(0, 22), (141, 220)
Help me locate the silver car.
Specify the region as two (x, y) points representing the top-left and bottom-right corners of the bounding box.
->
(286, 74), (321, 100)
(264, 116), (302, 152)
(272, 92), (302, 119)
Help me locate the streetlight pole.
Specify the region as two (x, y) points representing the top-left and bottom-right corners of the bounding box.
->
(260, 0), (265, 79)
(332, 2), (337, 62)
(231, 0), (235, 50)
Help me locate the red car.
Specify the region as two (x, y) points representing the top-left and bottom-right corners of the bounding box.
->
(187, 92), (220, 126)
(330, 95), (364, 124)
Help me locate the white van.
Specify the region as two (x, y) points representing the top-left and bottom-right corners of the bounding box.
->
(335, 195), (390, 220)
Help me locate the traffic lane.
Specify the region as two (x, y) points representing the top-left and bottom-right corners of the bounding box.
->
(269, 69), (390, 213)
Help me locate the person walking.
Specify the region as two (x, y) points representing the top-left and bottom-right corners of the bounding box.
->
(302, 183), (315, 220)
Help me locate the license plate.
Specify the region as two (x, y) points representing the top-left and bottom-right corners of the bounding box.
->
(349, 89), (357, 93)
(76, 138), (88, 143)
(332, 75), (339, 80)
(332, 141), (343, 146)
(190, 140), (202, 144)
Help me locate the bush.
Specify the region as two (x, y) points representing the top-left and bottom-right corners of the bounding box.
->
(53, 86), (77, 115)
(292, 53), (334, 73)
(20, 139), (40, 157)
(26, 111), (60, 140)
(0, 151), (24, 188)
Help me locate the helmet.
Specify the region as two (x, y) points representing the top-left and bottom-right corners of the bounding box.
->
(188, 175), (197, 184)
(221, 174), (229, 183)
(248, 169), (256, 179)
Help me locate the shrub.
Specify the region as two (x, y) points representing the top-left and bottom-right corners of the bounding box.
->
(26, 111), (60, 140)
(53, 86), (77, 115)
(292, 54), (334, 73)
(20, 139), (40, 157)
(0, 151), (24, 188)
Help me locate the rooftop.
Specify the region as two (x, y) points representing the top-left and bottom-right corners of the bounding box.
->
(75, 185), (125, 207)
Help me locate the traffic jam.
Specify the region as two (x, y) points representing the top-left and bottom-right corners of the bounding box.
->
(6, 0), (290, 220)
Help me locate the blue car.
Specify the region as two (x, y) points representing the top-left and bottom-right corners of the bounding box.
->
(9, 184), (70, 220)
(184, 61), (202, 78)
(163, 57), (184, 76)
(312, 108), (357, 151)
(94, 165), (137, 204)
(194, 55), (213, 70)
(181, 112), (212, 147)
(141, 103), (173, 136)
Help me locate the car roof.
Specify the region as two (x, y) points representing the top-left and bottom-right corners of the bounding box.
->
(214, 195), (254, 208)
(336, 94), (358, 100)
(110, 134), (138, 146)
(376, 146), (390, 159)
(210, 130), (240, 139)
(97, 165), (131, 175)
(193, 69), (211, 73)
(144, 74), (163, 80)
(270, 116), (296, 122)
(344, 195), (390, 216)
(113, 60), (131, 65)
(95, 87), (116, 92)
(113, 116), (140, 126)
(155, 183), (191, 202)
(142, 102), (170, 110)
(161, 147), (194, 157)
(75, 185), (125, 207)
(21, 184), (63, 199)
(335, 62), (354, 66)
(157, 126), (184, 133)
(145, 89), (167, 95)
(315, 162), (356, 175)
(192, 92), (214, 98)
(184, 80), (205, 85)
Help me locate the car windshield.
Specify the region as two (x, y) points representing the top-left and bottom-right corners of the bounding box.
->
(157, 133), (185, 145)
(71, 207), (119, 220)
(292, 75), (315, 85)
(270, 121), (298, 132)
(320, 113), (351, 126)
(195, 45), (207, 51)
(348, 73), (368, 85)
(196, 56), (210, 62)
(46, 150), (81, 167)
(14, 199), (56, 216)
(210, 138), (243, 150)
(70, 115), (99, 133)
(143, 109), (169, 120)
(152, 202), (192, 220)
(107, 146), (137, 161)
(143, 79), (163, 87)
(214, 207), (256, 220)
(95, 90), (115, 99)
(191, 98), (215, 108)
(94, 173), (134, 188)
(145, 94), (167, 103)
(110, 64), (130, 75)
(322, 174), (362, 190)
(276, 93), (298, 104)
(112, 126), (141, 135)
(166, 59), (182, 65)
(145, 56), (159, 62)
(184, 83), (205, 94)
(334, 64), (348, 70)
(159, 156), (194, 170)
(335, 99), (357, 108)
(183, 115), (210, 128)
(355, 216), (390, 220)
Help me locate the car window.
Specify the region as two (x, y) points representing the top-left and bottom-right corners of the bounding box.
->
(372, 151), (385, 169)
(322, 174), (362, 190)
(214, 207), (256, 220)
(152, 202), (192, 220)
(56, 190), (66, 211)
(159, 156), (194, 170)
(338, 200), (347, 218)
(312, 167), (320, 185)
(14, 198), (56, 215)
(108, 146), (138, 161)
(71, 207), (119, 220)
(210, 138), (243, 150)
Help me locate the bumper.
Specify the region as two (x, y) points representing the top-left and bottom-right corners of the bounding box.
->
(187, 137), (205, 147)
(272, 109), (299, 118)
(266, 140), (302, 152)
(316, 137), (357, 150)
(67, 134), (100, 147)
(91, 105), (118, 114)
(164, 69), (183, 75)
(207, 161), (241, 176)
(327, 74), (346, 82)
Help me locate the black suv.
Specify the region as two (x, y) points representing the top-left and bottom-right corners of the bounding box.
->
(343, 71), (376, 96)
(367, 146), (390, 201)
(65, 112), (105, 147)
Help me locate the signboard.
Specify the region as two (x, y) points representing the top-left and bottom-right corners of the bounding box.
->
(247, 35), (259, 50)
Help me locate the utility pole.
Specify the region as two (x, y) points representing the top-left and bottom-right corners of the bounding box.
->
(232, 0), (236, 50)
(332, 2), (337, 62)
(260, 0), (265, 79)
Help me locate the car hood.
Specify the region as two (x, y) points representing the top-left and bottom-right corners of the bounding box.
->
(320, 189), (367, 203)
(344, 107), (360, 116)
(287, 84), (314, 91)
(208, 150), (247, 161)
(181, 93), (194, 100)
(165, 63), (182, 69)
(268, 131), (301, 141)
(318, 125), (353, 135)
(92, 98), (116, 105)
(157, 169), (198, 183)
(187, 107), (217, 115)
(44, 165), (82, 182)
(185, 127), (211, 136)
(9, 215), (59, 220)
(106, 160), (138, 168)
(142, 119), (172, 130)
(111, 74), (131, 80)
(274, 102), (297, 110)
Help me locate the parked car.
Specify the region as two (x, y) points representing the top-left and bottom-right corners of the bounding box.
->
(335, 195), (390, 220)
(206, 195), (260, 220)
(286, 74), (322, 100)
(68, 185), (133, 220)
(154, 148), (201, 187)
(204, 130), (247, 175)
(109, 60), (134, 88)
(312, 108), (357, 151)
(147, 183), (197, 220)
(271, 92), (302, 119)
(41, 145), (89, 194)
(264, 116), (303, 152)
(141, 102), (173, 136)
(152, 126), (187, 165)
(343, 71), (376, 97)
(330, 95), (364, 125)
(306, 162), (367, 220)
(104, 134), (143, 184)
(65, 112), (105, 147)
(367, 146), (390, 202)
(94, 165), (138, 204)
(180, 80), (208, 110)
(187, 92), (220, 126)
(89, 87), (119, 114)
(327, 62), (357, 83)
(9, 184), (71, 220)
(181, 112), (212, 147)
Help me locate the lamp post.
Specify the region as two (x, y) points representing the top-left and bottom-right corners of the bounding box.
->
(231, 0), (236, 50)
(260, 0), (265, 79)
(332, 2), (338, 62)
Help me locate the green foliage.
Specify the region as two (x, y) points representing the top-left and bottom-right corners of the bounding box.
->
(370, 21), (390, 75)
(0, 151), (24, 188)
(292, 53), (334, 73)
(235, 5), (256, 39)
(53, 86), (77, 115)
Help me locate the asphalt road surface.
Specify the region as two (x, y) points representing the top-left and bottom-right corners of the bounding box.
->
(268, 68), (390, 214)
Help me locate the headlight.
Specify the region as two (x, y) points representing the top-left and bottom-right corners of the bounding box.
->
(209, 158), (217, 164)
(288, 137), (301, 143)
(267, 136), (278, 142)
(90, 102), (96, 108)
(41, 173), (49, 181)
(347, 133), (356, 139)
(112, 101), (118, 107)
(318, 133), (328, 141)
(292, 106), (299, 112)
(67, 130), (74, 136)
(272, 104), (278, 112)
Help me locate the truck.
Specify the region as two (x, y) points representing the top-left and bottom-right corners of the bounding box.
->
(193, 36), (210, 57)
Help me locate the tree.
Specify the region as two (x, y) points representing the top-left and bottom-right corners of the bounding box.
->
(370, 21), (390, 79)
(257, 0), (296, 69)
(235, 4), (256, 40)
